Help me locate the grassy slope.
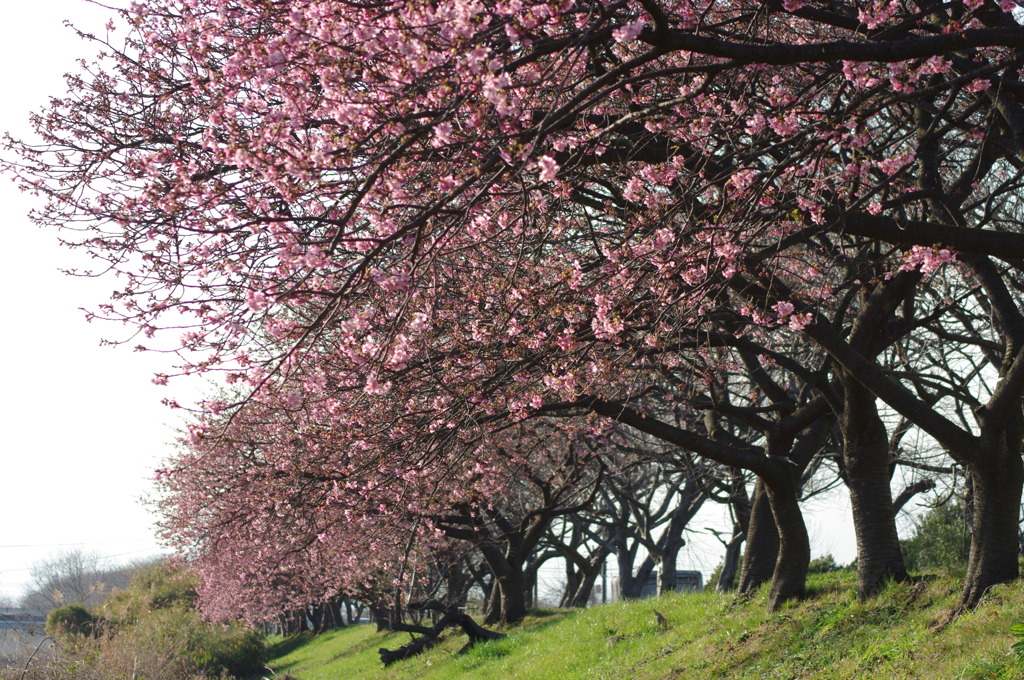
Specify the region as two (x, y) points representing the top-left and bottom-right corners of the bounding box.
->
(266, 572), (1024, 680)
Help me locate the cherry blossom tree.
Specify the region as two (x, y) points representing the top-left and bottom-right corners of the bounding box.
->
(10, 0), (1024, 614)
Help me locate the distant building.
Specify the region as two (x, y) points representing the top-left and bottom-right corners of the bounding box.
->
(610, 570), (703, 601)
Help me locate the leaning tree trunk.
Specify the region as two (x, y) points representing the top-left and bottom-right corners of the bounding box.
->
(959, 421), (1024, 609)
(737, 479), (779, 596)
(841, 378), (908, 599)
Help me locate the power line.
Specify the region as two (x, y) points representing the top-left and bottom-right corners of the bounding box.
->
(0, 539), (157, 549)
(0, 548), (169, 575)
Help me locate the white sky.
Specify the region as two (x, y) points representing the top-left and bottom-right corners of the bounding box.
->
(0, 0), (866, 604)
(0, 0), (177, 601)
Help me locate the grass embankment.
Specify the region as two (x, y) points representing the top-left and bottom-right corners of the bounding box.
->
(266, 572), (1024, 680)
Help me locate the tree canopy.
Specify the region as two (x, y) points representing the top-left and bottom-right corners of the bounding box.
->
(7, 0), (1024, 623)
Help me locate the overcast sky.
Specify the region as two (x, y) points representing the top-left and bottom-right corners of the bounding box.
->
(0, 0), (180, 601)
(0, 0), (866, 604)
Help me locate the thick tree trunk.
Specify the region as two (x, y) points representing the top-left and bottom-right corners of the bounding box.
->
(498, 569), (528, 624)
(328, 599), (345, 629)
(371, 606), (392, 632)
(960, 425), (1024, 609)
(614, 537), (646, 599)
(737, 479), (779, 595)
(841, 379), (908, 599)
(444, 560), (471, 611)
(481, 560), (527, 625)
(655, 557), (672, 595)
(656, 538), (685, 595)
(763, 471), (810, 611)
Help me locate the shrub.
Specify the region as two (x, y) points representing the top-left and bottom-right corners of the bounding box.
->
(99, 561), (266, 677)
(46, 604), (100, 638)
(99, 560), (200, 626)
(128, 606), (266, 677)
(808, 554), (845, 574)
(26, 560), (267, 679)
(901, 500), (970, 573)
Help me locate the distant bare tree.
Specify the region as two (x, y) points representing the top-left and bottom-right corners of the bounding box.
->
(20, 550), (142, 615)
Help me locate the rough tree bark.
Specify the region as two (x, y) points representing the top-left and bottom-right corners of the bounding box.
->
(959, 420), (1024, 609)
(841, 377), (908, 599)
(716, 469), (751, 592)
(761, 461), (810, 610)
(737, 479), (779, 596)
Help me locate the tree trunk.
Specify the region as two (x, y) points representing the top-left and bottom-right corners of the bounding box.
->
(491, 569), (527, 625)
(346, 600), (366, 625)
(635, 556), (657, 596)
(561, 558), (582, 608)
(716, 532), (744, 592)
(328, 599), (344, 629)
(718, 470), (751, 592)
(567, 546), (611, 607)
(483, 579), (500, 622)
(841, 379), (908, 599)
(479, 546), (528, 625)
(763, 468), (810, 611)
(737, 479), (779, 595)
(656, 529), (688, 595)
(960, 423), (1024, 609)
(614, 534), (645, 599)
(444, 559), (471, 611)
(309, 603), (325, 631)
(523, 567), (537, 609)
(371, 606), (392, 632)
(657, 548), (680, 595)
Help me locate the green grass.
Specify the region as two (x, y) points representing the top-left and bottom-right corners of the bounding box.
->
(266, 572), (1024, 680)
